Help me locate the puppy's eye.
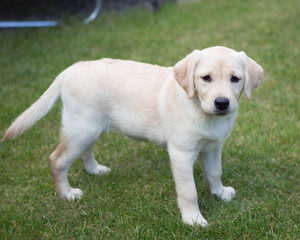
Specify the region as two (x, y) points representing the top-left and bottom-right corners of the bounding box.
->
(202, 75), (212, 82)
(231, 76), (240, 83)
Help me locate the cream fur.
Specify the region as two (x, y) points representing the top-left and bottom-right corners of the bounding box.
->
(2, 46), (264, 227)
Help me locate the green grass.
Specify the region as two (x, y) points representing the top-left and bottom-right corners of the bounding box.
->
(0, 0), (299, 238)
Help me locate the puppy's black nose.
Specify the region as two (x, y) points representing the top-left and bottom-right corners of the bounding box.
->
(214, 97), (230, 111)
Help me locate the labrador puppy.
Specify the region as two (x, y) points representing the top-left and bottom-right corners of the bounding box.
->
(2, 46), (264, 226)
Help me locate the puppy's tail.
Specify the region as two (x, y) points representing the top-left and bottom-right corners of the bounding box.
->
(1, 71), (66, 141)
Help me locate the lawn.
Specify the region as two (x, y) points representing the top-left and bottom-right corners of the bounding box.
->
(0, 0), (299, 239)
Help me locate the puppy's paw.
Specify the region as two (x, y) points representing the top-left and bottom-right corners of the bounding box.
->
(182, 214), (209, 227)
(218, 186), (235, 202)
(62, 188), (83, 201)
(87, 164), (111, 175)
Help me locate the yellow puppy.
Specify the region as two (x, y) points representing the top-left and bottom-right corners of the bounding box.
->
(2, 46), (263, 226)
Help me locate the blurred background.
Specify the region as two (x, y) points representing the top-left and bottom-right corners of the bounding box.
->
(0, 0), (173, 22)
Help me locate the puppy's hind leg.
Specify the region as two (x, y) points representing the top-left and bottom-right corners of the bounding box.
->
(49, 89), (109, 200)
(50, 138), (84, 200)
(50, 126), (103, 200)
(81, 148), (111, 175)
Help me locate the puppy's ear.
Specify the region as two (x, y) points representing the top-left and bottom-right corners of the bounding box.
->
(240, 51), (264, 99)
(173, 50), (202, 99)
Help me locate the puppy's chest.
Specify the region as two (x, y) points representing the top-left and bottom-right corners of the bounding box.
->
(195, 117), (235, 152)
(197, 138), (220, 153)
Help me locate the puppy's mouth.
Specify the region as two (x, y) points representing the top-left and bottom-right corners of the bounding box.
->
(214, 109), (230, 116)
(200, 101), (236, 116)
(203, 108), (231, 116)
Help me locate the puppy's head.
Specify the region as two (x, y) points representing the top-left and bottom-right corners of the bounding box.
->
(174, 46), (264, 115)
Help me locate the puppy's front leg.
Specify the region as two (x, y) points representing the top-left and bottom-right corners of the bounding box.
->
(168, 144), (208, 227)
(200, 143), (235, 201)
